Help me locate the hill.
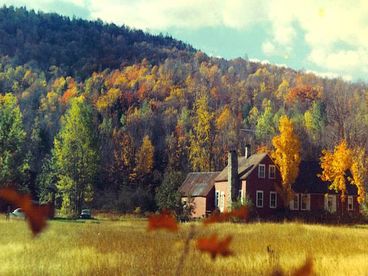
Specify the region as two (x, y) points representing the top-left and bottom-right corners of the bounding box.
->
(0, 6), (195, 78)
(0, 6), (367, 213)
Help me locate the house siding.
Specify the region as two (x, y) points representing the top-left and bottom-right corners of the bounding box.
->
(246, 156), (283, 217)
(182, 196), (207, 218)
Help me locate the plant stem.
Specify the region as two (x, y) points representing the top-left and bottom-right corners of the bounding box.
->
(175, 224), (196, 276)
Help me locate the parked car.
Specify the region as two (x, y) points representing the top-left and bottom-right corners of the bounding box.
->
(10, 208), (26, 219)
(80, 209), (91, 219)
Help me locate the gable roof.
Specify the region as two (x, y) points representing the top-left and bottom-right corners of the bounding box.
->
(179, 172), (220, 197)
(292, 161), (358, 195)
(215, 153), (268, 182)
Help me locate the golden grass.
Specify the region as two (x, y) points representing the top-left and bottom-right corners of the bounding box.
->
(0, 218), (368, 275)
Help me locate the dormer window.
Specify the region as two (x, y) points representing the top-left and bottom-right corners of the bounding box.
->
(258, 164), (265, 178)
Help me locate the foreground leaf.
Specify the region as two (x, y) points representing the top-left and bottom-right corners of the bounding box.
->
(271, 257), (314, 276)
(196, 234), (233, 259)
(147, 209), (178, 232)
(0, 188), (53, 236)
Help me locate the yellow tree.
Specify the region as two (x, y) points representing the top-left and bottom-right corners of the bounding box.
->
(319, 140), (353, 201)
(321, 141), (366, 202)
(135, 135), (154, 178)
(214, 106), (237, 168)
(272, 115), (301, 200)
(189, 95), (215, 171)
(350, 147), (367, 203)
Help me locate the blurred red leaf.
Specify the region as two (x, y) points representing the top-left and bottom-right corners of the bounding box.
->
(0, 188), (52, 236)
(148, 209), (178, 232)
(197, 235), (233, 259)
(204, 206), (248, 224)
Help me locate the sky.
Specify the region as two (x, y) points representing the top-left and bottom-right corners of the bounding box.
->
(1, 0), (368, 82)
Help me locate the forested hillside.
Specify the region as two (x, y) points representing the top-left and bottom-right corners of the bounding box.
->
(1, 6), (368, 215)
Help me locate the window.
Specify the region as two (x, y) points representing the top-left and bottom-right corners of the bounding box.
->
(300, 194), (310, 211)
(324, 194), (336, 213)
(219, 192), (225, 212)
(239, 189), (244, 204)
(348, 196), (354, 211)
(269, 192), (277, 208)
(269, 165), (276, 179)
(258, 164), (266, 178)
(256, 190), (264, 208)
(215, 191), (219, 207)
(289, 193), (299, 210)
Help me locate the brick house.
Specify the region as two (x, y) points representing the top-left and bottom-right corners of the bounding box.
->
(178, 172), (220, 218)
(179, 148), (361, 219)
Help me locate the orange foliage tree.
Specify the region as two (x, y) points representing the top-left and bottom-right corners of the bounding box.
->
(320, 140), (365, 202)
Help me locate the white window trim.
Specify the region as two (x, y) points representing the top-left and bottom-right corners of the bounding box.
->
(347, 196), (354, 211)
(300, 194), (310, 211)
(290, 193), (299, 210)
(220, 192), (225, 212)
(256, 190), (264, 208)
(269, 191), (277, 208)
(324, 194), (337, 213)
(258, 164), (266, 179)
(239, 189), (244, 204)
(269, 165), (276, 179)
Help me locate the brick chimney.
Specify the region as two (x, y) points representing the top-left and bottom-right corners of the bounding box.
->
(245, 144), (251, 159)
(227, 150), (239, 210)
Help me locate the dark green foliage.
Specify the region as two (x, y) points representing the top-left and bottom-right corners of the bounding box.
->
(0, 6), (195, 79)
(155, 171), (185, 211)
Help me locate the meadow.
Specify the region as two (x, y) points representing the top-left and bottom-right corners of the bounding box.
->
(0, 217), (368, 275)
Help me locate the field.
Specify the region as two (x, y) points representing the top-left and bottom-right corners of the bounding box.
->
(1, 217), (368, 276)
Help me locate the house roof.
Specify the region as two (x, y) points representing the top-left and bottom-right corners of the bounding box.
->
(215, 153), (268, 182)
(292, 161), (358, 195)
(179, 172), (220, 197)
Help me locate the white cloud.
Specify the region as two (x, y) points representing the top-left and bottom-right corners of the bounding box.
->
(262, 41), (276, 56)
(88, 0), (268, 30)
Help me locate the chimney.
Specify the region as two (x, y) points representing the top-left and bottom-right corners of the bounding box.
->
(227, 150), (239, 210)
(245, 144), (251, 159)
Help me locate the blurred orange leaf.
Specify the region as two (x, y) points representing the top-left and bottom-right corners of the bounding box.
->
(148, 209), (178, 232)
(271, 257), (314, 276)
(204, 206), (248, 224)
(292, 257), (314, 276)
(0, 188), (53, 236)
(196, 234), (233, 259)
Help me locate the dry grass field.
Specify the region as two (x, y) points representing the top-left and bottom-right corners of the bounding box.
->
(0, 217), (368, 275)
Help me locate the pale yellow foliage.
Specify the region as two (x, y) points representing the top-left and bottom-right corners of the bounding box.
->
(349, 147), (367, 203)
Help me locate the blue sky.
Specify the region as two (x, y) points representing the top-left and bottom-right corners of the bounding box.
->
(1, 0), (368, 82)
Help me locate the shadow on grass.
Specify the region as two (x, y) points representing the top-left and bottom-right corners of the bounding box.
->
(52, 217), (101, 224)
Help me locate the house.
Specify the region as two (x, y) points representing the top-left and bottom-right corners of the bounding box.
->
(178, 172), (220, 218)
(290, 161), (360, 216)
(214, 147), (282, 218)
(179, 147), (361, 219)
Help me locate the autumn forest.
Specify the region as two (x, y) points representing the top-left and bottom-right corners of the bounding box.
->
(1, 6), (368, 216)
